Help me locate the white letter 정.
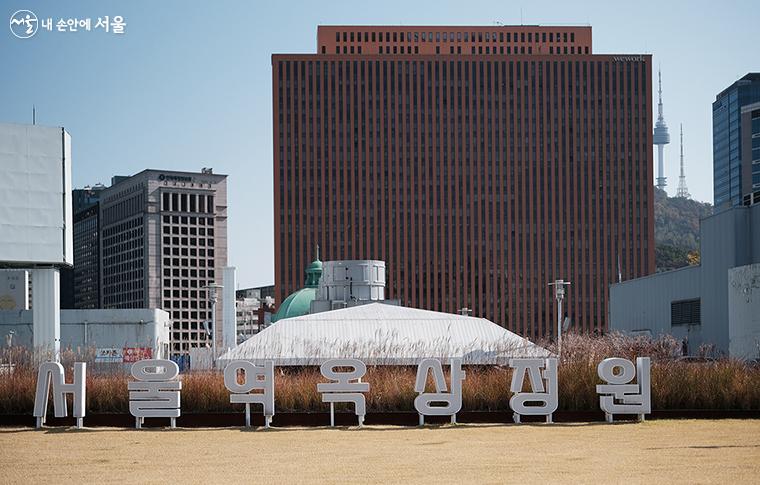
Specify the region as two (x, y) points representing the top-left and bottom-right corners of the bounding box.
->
(223, 360), (275, 428)
(414, 358), (466, 425)
(33, 362), (86, 429)
(317, 359), (369, 427)
(508, 358), (558, 423)
(596, 357), (651, 422)
(128, 359), (182, 428)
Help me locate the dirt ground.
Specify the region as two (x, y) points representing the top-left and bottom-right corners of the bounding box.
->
(0, 420), (758, 484)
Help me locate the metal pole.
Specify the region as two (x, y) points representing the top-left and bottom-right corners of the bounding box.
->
(203, 283), (223, 368)
(548, 279), (570, 360)
(6, 331), (14, 371)
(557, 296), (563, 357)
(211, 297), (217, 365)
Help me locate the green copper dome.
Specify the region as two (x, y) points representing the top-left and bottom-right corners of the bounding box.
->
(271, 287), (317, 323)
(271, 246), (322, 323)
(304, 244), (322, 288)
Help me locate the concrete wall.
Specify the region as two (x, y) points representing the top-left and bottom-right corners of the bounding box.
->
(222, 267), (236, 351)
(0, 308), (171, 358)
(752, 204), (760, 260)
(698, 208), (751, 351)
(728, 264), (760, 360)
(610, 265), (702, 347)
(610, 203), (760, 357)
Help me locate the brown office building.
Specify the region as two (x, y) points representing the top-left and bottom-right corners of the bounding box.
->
(273, 26), (654, 338)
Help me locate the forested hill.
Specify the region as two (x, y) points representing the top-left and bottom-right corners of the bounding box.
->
(654, 187), (713, 272)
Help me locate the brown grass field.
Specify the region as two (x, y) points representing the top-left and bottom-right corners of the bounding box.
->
(1, 420), (758, 484)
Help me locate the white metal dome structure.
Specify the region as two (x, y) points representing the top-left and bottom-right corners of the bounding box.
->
(218, 302), (550, 366)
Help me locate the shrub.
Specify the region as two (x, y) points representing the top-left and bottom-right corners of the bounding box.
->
(1, 333), (759, 415)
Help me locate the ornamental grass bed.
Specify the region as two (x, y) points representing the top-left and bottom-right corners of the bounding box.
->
(1, 333), (759, 415)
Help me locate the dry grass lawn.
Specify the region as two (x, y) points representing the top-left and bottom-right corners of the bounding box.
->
(1, 420), (758, 484)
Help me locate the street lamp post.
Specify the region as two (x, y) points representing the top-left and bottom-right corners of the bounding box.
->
(548, 280), (571, 358)
(5, 330), (14, 371)
(202, 283), (223, 367)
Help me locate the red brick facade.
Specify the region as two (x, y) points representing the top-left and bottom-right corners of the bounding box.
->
(274, 25), (654, 338)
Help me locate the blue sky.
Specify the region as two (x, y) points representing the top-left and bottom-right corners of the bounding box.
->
(1, 0), (757, 288)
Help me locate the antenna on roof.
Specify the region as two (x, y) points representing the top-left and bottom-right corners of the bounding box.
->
(520, 7), (524, 25)
(32, 105), (36, 125)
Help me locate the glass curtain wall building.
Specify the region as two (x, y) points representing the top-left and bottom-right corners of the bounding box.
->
(740, 102), (760, 206)
(712, 73), (760, 209)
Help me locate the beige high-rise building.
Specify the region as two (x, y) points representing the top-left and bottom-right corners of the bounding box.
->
(98, 169), (228, 355)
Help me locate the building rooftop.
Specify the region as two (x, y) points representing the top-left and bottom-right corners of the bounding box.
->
(715, 73), (760, 101)
(107, 168), (228, 188)
(313, 24), (593, 56)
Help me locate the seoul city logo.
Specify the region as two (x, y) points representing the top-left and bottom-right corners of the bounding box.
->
(9, 9), (38, 38)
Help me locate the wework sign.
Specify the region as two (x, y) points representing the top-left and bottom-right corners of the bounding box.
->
(612, 55), (645, 62)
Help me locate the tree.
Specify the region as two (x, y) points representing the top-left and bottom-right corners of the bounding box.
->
(654, 188), (712, 272)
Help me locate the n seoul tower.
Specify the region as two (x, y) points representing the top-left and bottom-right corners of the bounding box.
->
(653, 69), (670, 190)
